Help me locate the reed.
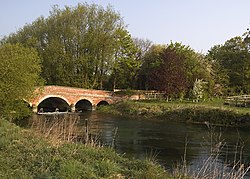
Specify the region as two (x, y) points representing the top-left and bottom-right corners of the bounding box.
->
(30, 114), (87, 146)
(0, 119), (173, 178)
(173, 125), (250, 179)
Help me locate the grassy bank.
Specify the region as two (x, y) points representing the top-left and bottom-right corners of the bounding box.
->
(98, 99), (250, 127)
(0, 119), (171, 178)
(1, 114), (249, 178)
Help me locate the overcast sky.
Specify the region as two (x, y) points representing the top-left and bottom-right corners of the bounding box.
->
(1, 0), (250, 53)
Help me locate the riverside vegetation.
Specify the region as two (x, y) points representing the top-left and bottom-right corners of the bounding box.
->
(1, 107), (248, 179)
(96, 99), (250, 178)
(0, 117), (170, 178)
(98, 99), (250, 127)
(1, 113), (250, 179)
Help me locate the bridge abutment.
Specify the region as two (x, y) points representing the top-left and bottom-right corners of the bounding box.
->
(32, 104), (38, 113)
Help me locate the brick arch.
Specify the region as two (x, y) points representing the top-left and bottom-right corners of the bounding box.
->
(36, 95), (71, 107)
(96, 100), (109, 107)
(74, 98), (93, 112)
(96, 99), (111, 106)
(73, 98), (93, 106)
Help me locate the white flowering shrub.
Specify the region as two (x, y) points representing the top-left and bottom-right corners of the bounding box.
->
(192, 79), (207, 102)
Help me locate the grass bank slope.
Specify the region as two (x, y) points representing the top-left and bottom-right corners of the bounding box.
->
(99, 100), (250, 127)
(0, 119), (171, 179)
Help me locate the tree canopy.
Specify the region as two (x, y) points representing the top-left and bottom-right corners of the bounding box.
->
(0, 44), (42, 119)
(1, 2), (249, 99)
(138, 42), (213, 99)
(2, 3), (130, 89)
(207, 35), (250, 95)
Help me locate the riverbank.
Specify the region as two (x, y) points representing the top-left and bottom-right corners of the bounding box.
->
(98, 99), (250, 127)
(0, 119), (171, 178)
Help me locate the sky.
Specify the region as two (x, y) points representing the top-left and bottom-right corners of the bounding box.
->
(0, 0), (250, 53)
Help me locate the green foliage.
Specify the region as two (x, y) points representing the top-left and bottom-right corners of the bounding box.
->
(0, 119), (171, 178)
(108, 30), (141, 89)
(138, 44), (166, 89)
(207, 35), (250, 95)
(2, 2), (247, 96)
(2, 3), (135, 90)
(139, 42), (213, 98)
(0, 43), (42, 120)
(100, 100), (250, 126)
(1, 2), (249, 98)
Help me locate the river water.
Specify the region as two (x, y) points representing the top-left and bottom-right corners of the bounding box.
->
(27, 112), (250, 177)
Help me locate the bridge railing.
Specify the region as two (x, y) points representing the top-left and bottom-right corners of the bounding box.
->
(224, 95), (250, 107)
(143, 91), (165, 99)
(113, 89), (165, 100)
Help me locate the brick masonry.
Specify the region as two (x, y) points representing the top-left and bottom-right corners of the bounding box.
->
(28, 86), (121, 112)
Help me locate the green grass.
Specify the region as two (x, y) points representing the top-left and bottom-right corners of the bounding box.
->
(0, 119), (172, 178)
(98, 99), (250, 127)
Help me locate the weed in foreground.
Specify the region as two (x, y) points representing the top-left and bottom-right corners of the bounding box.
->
(174, 125), (250, 179)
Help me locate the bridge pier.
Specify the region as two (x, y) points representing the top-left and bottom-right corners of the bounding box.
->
(70, 104), (75, 112)
(92, 105), (97, 111)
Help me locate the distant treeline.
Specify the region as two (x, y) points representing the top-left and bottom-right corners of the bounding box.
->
(1, 3), (250, 100)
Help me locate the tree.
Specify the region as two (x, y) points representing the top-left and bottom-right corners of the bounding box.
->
(137, 44), (165, 90)
(207, 35), (250, 95)
(108, 30), (141, 90)
(2, 3), (127, 89)
(168, 42), (213, 94)
(206, 45), (230, 95)
(139, 42), (214, 99)
(133, 37), (152, 62)
(0, 44), (42, 120)
(148, 46), (188, 98)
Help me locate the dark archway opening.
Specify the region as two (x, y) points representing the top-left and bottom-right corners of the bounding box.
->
(97, 101), (109, 109)
(97, 101), (109, 107)
(38, 97), (70, 112)
(75, 99), (92, 112)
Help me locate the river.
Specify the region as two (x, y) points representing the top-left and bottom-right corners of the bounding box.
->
(25, 112), (250, 177)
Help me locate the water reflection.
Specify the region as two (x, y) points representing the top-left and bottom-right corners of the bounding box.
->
(25, 112), (250, 177)
(85, 112), (250, 177)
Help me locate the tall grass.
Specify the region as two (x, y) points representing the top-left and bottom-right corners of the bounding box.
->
(30, 114), (81, 145)
(30, 114), (101, 147)
(0, 118), (172, 178)
(173, 125), (250, 179)
(27, 114), (250, 178)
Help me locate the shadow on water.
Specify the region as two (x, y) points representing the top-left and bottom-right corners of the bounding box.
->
(17, 111), (250, 178)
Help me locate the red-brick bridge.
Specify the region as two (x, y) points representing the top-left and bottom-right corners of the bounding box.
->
(28, 86), (121, 113)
